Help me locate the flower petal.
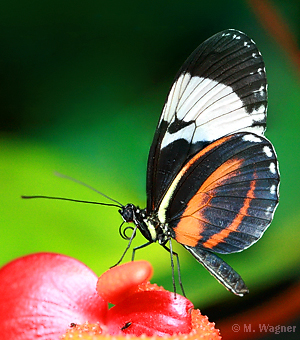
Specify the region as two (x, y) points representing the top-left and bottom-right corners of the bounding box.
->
(97, 261), (153, 304)
(0, 253), (107, 340)
(62, 310), (221, 340)
(106, 290), (193, 336)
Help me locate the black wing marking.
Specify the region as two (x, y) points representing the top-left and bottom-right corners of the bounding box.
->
(159, 133), (279, 254)
(147, 29), (267, 213)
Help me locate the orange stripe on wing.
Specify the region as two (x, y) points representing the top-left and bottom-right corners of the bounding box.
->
(176, 135), (233, 178)
(173, 136), (236, 248)
(201, 158), (244, 192)
(158, 135), (233, 224)
(174, 154), (244, 248)
(174, 192), (210, 247)
(202, 178), (256, 249)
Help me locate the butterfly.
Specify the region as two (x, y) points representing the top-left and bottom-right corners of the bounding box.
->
(117, 29), (280, 296)
(23, 29), (280, 297)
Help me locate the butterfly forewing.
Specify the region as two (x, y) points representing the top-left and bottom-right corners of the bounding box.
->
(147, 29), (268, 213)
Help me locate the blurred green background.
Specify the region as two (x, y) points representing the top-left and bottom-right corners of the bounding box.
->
(1, 0), (300, 338)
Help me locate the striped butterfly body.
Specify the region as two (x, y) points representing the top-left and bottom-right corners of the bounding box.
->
(119, 29), (279, 296)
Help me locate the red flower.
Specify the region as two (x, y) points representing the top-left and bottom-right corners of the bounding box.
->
(0, 253), (221, 339)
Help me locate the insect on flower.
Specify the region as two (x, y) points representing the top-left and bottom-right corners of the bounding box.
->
(23, 29), (280, 297)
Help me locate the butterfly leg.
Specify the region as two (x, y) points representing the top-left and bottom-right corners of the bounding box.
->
(131, 241), (153, 261)
(162, 240), (186, 297)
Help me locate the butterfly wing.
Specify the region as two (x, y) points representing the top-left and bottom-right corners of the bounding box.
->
(159, 132), (279, 296)
(145, 30), (279, 295)
(147, 29), (268, 213)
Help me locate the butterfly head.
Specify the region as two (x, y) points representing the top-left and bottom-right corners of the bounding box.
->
(119, 204), (159, 243)
(119, 204), (136, 223)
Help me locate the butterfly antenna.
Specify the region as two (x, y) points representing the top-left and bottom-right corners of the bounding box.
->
(54, 172), (124, 207)
(21, 195), (122, 208)
(22, 172), (124, 208)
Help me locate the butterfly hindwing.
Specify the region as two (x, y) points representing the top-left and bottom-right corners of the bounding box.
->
(157, 132), (279, 254)
(147, 29), (268, 213)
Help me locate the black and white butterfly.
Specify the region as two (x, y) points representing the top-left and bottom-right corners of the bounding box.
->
(117, 29), (279, 296)
(24, 29), (280, 297)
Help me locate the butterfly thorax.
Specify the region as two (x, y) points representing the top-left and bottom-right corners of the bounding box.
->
(119, 204), (169, 245)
